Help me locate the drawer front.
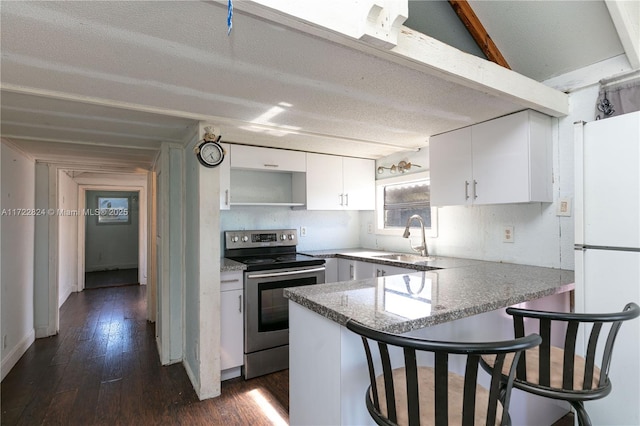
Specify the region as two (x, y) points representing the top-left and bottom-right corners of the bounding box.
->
(231, 145), (306, 172)
(221, 271), (243, 292)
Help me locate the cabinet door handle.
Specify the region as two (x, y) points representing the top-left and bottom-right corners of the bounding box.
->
(264, 164), (279, 168)
(221, 279), (240, 284)
(238, 295), (242, 313)
(473, 180), (478, 199)
(344, 193), (349, 206)
(350, 264), (354, 279)
(464, 181), (469, 200)
(225, 189), (229, 206)
(339, 194), (344, 206)
(376, 269), (381, 277)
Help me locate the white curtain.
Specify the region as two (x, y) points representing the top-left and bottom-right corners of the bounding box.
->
(596, 78), (640, 119)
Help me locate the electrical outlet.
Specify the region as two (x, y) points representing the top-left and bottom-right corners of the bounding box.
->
(300, 226), (307, 237)
(503, 226), (514, 243)
(367, 223), (374, 234)
(556, 198), (572, 217)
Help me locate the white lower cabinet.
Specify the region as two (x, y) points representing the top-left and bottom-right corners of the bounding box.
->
(220, 271), (243, 379)
(338, 259), (375, 281)
(338, 259), (417, 281)
(375, 264), (415, 277)
(323, 258), (339, 283)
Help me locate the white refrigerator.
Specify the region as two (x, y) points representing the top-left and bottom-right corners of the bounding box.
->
(574, 110), (640, 425)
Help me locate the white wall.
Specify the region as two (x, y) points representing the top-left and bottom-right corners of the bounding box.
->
(58, 170), (78, 306)
(1, 141), (36, 380)
(84, 190), (139, 272)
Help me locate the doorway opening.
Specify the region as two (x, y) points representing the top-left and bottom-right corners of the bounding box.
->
(84, 190), (140, 290)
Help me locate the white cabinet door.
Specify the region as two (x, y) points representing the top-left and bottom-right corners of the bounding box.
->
(307, 153), (375, 210)
(338, 259), (355, 281)
(375, 264), (415, 277)
(472, 111), (531, 205)
(429, 127), (473, 207)
(221, 271), (243, 371)
(342, 157), (375, 210)
(231, 144), (306, 172)
(324, 258), (339, 283)
(307, 153), (346, 210)
(338, 259), (375, 281)
(429, 110), (551, 207)
(219, 143), (231, 210)
(354, 261), (375, 280)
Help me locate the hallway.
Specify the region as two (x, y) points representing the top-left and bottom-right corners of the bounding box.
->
(1, 286), (289, 425)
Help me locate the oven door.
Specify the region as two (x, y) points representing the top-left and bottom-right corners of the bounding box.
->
(244, 265), (325, 354)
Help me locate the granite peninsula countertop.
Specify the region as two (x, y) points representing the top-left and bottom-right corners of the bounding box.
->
(284, 262), (574, 334)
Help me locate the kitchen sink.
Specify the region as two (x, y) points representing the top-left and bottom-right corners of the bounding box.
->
(372, 253), (434, 263)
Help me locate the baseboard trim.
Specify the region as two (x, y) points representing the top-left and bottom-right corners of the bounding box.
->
(1, 329), (35, 381)
(59, 283), (74, 308)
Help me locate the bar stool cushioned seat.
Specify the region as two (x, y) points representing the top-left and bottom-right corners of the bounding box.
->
(482, 345), (601, 391)
(372, 365), (504, 425)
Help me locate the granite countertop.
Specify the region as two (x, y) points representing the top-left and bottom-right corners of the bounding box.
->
(299, 249), (488, 271)
(221, 258), (246, 272)
(284, 262), (574, 334)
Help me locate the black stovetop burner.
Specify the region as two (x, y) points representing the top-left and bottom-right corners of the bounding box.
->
(224, 229), (325, 271)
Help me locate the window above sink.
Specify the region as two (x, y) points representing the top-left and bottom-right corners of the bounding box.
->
(375, 171), (438, 237)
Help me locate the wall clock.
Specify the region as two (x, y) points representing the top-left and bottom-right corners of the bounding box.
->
(195, 135), (225, 168)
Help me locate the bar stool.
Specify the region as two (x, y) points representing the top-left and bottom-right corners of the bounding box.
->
(346, 319), (542, 426)
(480, 302), (640, 426)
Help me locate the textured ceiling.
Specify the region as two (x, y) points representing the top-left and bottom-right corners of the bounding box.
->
(0, 1), (630, 170)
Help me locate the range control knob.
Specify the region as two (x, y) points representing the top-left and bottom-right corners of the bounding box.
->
(280, 234), (287, 241)
(231, 236), (239, 243)
(241, 235), (249, 242)
(288, 234), (295, 240)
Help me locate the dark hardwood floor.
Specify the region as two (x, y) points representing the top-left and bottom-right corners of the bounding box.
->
(1, 286), (288, 426)
(2, 285), (573, 425)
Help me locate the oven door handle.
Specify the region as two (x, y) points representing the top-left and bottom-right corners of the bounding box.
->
(246, 266), (325, 279)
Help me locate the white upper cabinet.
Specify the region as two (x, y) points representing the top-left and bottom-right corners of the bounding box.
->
(429, 127), (473, 206)
(219, 143), (231, 210)
(343, 157), (375, 210)
(230, 144), (306, 172)
(430, 110), (552, 206)
(306, 153), (375, 210)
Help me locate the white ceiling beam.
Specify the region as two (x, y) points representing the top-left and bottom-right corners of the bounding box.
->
(605, 0), (640, 70)
(232, 1), (568, 117)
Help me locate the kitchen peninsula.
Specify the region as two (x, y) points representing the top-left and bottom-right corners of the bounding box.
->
(284, 260), (574, 426)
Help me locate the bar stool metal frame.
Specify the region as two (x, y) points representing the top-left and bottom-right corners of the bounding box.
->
(480, 302), (640, 426)
(346, 319), (542, 426)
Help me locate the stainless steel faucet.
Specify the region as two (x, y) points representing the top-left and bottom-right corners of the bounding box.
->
(402, 214), (428, 257)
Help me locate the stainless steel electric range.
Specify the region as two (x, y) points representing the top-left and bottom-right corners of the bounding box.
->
(224, 229), (325, 379)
